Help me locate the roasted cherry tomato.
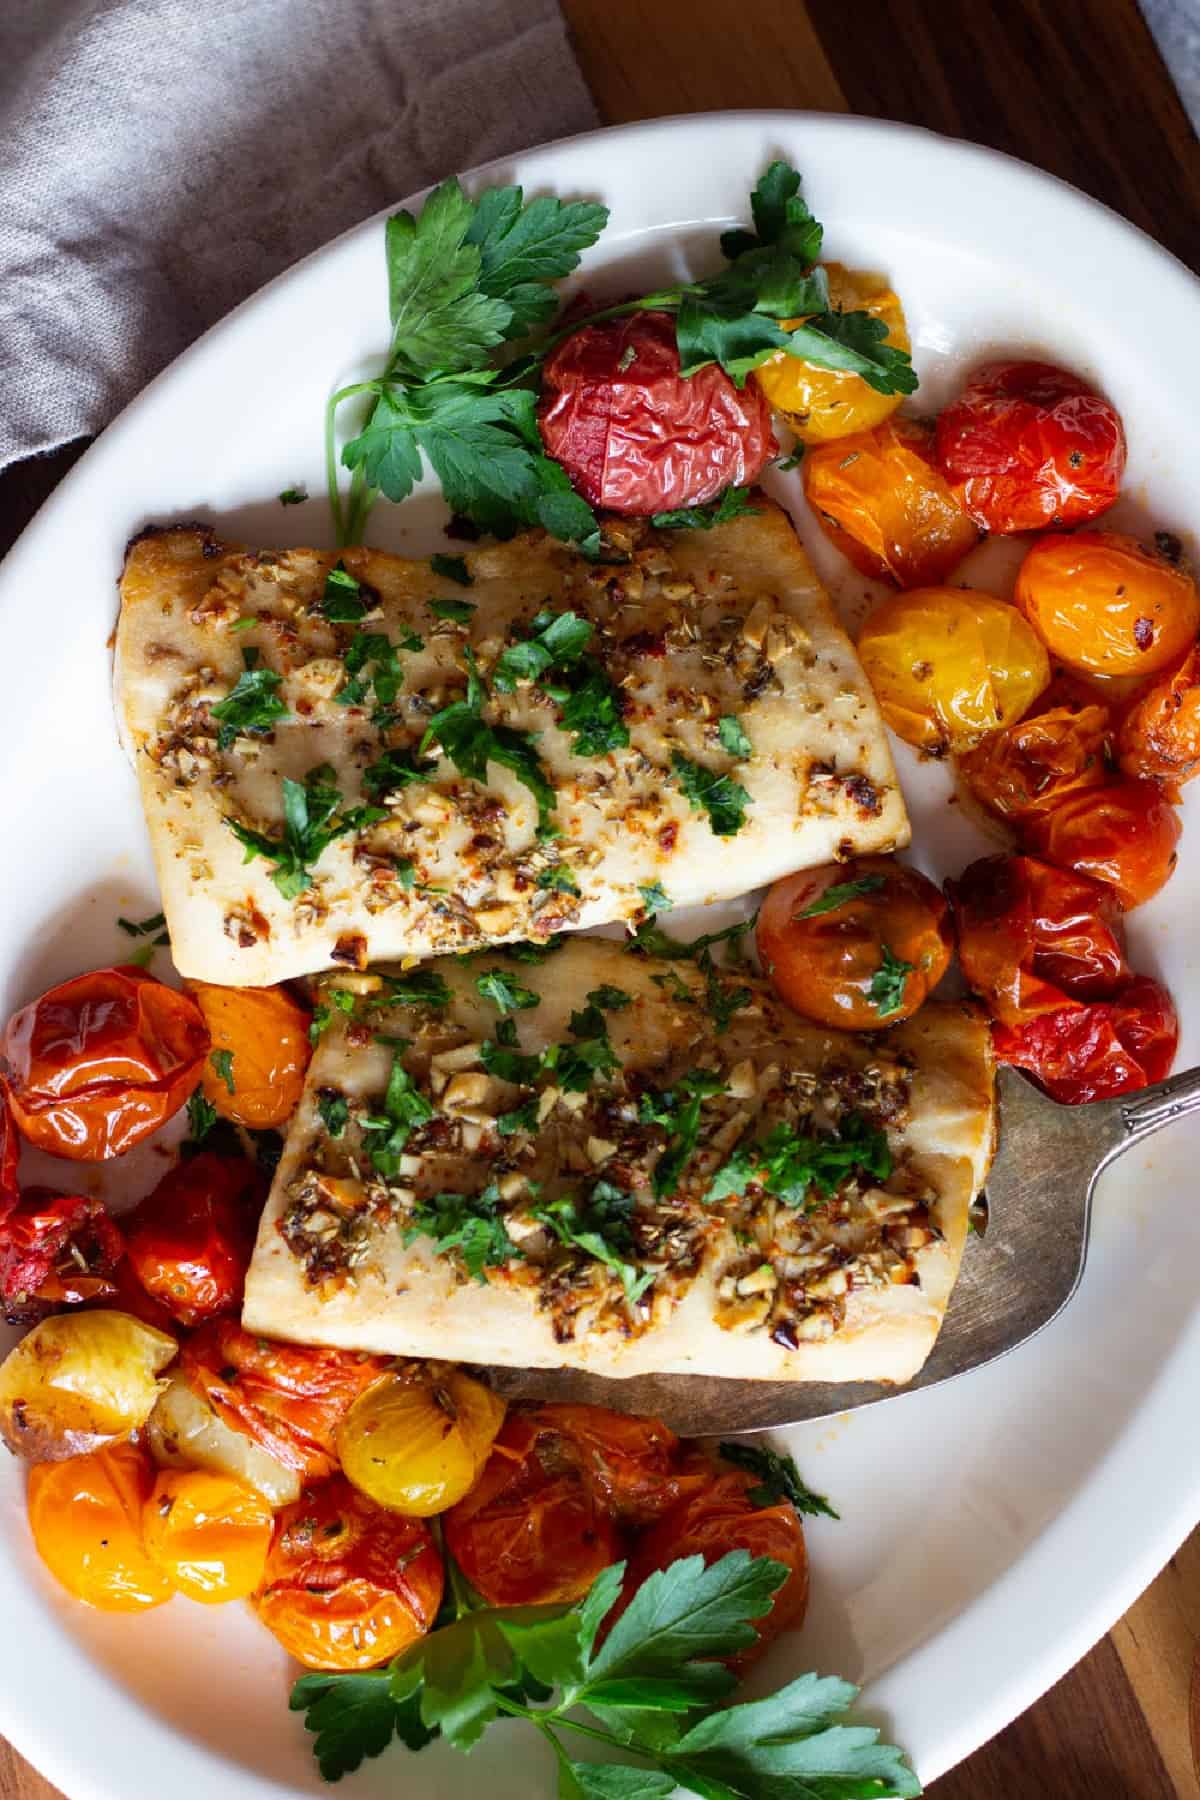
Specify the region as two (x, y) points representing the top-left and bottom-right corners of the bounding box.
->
(1024, 779), (1181, 910)
(994, 975), (1178, 1104)
(125, 1152), (259, 1326)
(337, 1365), (506, 1517)
(0, 1189), (123, 1324)
(0, 967), (209, 1160)
(538, 310), (776, 514)
(184, 982), (311, 1129)
(105, 1254), (180, 1336)
(519, 1403), (682, 1527)
(1118, 646), (1200, 789)
(1015, 532), (1199, 678)
(802, 416), (979, 587)
(142, 1469), (273, 1603)
(949, 855), (1130, 1025)
(0, 1089), (18, 1224)
(958, 681), (1112, 823)
(444, 1408), (622, 1607)
(0, 1309), (177, 1462)
(934, 360), (1127, 534)
(753, 265), (910, 442)
(757, 857), (951, 1029)
(27, 1439), (174, 1612)
(254, 1475), (442, 1671)
(614, 1458), (808, 1671)
(856, 587), (1050, 752)
(180, 1321), (387, 1482)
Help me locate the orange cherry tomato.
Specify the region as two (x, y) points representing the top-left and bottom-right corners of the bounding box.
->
(184, 982), (311, 1130)
(958, 682), (1112, 824)
(856, 587), (1050, 752)
(1023, 779), (1181, 910)
(517, 1403), (682, 1528)
(1117, 646), (1200, 789)
(1014, 532), (1199, 679)
(753, 265), (909, 442)
(27, 1439), (174, 1612)
(125, 1152), (260, 1327)
(0, 967), (209, 1160)
(142, 1469), (273, 1603)
(993, 976), (1178, 1105)
(0, 1189), (123, 1324)
(934, 360), (1126, 534)
(0, 1089), (17, 1222)
(179, 1320), (387, 1482)
(803, 417), (979, 587)
(254, 1475), (442, 1671)
(949, 854), (1130, 1026)
(757, 857), (951, 1029)
(444, 1408), (622, 1607)
(614, 1458), (808, 1672)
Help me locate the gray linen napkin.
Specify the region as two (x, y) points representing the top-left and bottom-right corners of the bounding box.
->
(0, 0), (597, 467)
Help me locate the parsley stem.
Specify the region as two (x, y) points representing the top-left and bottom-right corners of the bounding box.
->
(533, 288), (691, 362)
(326, 380), (384, 546)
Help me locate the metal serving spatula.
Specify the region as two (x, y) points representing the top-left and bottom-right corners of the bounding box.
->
(492, 1064), (1200, 1435)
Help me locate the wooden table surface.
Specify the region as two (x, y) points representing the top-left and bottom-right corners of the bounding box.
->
(2, 2), (1198, 1796)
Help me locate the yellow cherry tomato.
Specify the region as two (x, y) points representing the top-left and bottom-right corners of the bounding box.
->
(752, 264), (910, 442)
(336, 1365), (506, 1517)
(27, 1439), (174, 1612)
(857, 587), (1051, 753)
(142, 1469), (274, 1603)
(184, 981), (312, 1129)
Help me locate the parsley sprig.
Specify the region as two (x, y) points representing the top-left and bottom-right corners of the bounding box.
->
(227, 764), (386, 899)
(717, 1441), (840, 1520)
(534, 1180), (654, 1305)
(291, 1549), (920, 1795)
(421, 649), (557, 830)
(402, 1184), (522, 1283)
(709, 1111), (892, 1207)
(210, 655), (290, 750)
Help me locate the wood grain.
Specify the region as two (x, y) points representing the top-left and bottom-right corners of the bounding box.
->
(3, 2), (1200, 1796)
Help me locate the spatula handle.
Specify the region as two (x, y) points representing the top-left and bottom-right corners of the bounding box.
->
(1119, 1064), (1200, 1142)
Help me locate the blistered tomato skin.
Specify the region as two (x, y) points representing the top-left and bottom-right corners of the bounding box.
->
(0, 1189), (123, 1322)
(757, 857), (951, 1030)
(537, 310), (776, 514)
(753, 265), (910, 442)
(958, 689), (1111, 823)
(0, 1090), (18, 1222)
(1024, 779), (1181, 910)
(856, 587), (1051, 752)
(803, 417), (979, 587)
(125, 1152), (259, 1326)
(1015, 532), (1200, 678)
(526, 1403), (682, 1527)
(1118, 647), (1200, 787)
(0, 967), (210, 1160)
(142, 1469), (273, 1603)
(254, 1476), (442, 1671)
(27, 1439), (175, 1612)
(935, 360), (1127, 534)
(993, 976), (1178, 1105)
(185, 982), (311, 1129)
(337, 1366), (506, 1517)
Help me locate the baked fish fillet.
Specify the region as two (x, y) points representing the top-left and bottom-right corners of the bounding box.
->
(242, 939), (995, 1387)
(115, 503), (908, 985)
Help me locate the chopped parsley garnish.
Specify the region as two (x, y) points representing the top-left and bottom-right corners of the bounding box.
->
(317, 1089), (350, 1138)
(651, 487), (761, 530)
(420, 651), (556, 831)
(640, 1070), (726, 1197)
(868, 944), (915, 1018)
(628, 911), (755, 962)
(209, 1049), (235, 1095)
(429, 554), (473, 587)
(402, 1184), (520, 1284)
(638, 880), (671, 915)
(430, 597), (475, 622)
(362, 744), (433, 803)
(652, 967), (697, 1004)
(535, 863), (580, 896)
(334, 630), (405, 717)
(376, 969), (452, 1010)
(278, 484), (307, 505)
(533, 1181), (653, 1305)
(702, 955), (752, 1032)
(707, 1111), (892, 1207)
(210, 660), (289, 750)
(227, 764), (386, 899)
(796, 873), (887, 919)
(480, 1018), (541, 1086)
(496, 1096), (540, 1136)
(551, 1004), (620, 1091)
(717, 713), (752, 758)
(777, 445), (805, 470)
(360, 1047), (434, 1178)
(670, 752), (750, 837)
(319, 562), (368, 622)
(586, 984), (631, 1011)
(493, 609), (593, 692)
(309, 986), (357, 1043)
(546, 659), (629, 758)
(717, 1441), (840, 1519)
(117, 911), (166, 938)
(475, 970), (540, 1015)
(185, 1088), (219, 1143)
(505, 933), (567, 963)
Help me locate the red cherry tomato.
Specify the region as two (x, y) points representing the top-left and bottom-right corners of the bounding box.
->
(1118, 646), (1200, 790)
(935, 360), (1126, 534)
(1023, 778), (1181, 910)
(516, 1403), (682, 1527)
(125, 1152), (260, 1326)
(444, 1408), (622, 1607)
(949, 854), (1130, 1026)
(993, 976), (1178, 1104)
(538, 310), (777, 514)
(0, 1089), (18, 1224)
(0, 968), (210, 1160)
(0, 1189), (123, 1324)
(179, 1320), (387, 1482)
